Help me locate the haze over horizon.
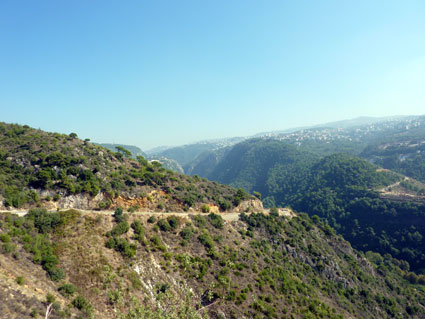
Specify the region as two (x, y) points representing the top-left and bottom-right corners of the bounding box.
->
(1, 1), (425, 149)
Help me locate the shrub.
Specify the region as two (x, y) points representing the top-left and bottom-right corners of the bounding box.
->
(128, 271), (142, 290)
(111, 221), (129, 236)
(106, 237), (137, 258)
(147, 216), (156, 223)
(27, 208), (62, 234)
(131, 220), (144, 236)
(46, 293), (56, 304)
(2, 242), (15, 254)
(16, 276), (25, 285)
(201, 204), (210, 213)
(46, 265), (65, 282)
(113, 207), (124, 223)
(58, 283), (76, 298)
(72, 295), (92, 314)
(198, 232), (215, 251)
(218, 199), (231, 211)
(150, 235), (166, 252)
(157, 219), (171, 232)
(0, 233), (10, 243)
(105, 237), (116, 249)
(193, 215), (207, 228)
(208, 213), (224, 229)
(269, 207), (278, 216)
(128, 205), (139, 213)
(180, 226), (195, 241)
(168, 216), (180, 230)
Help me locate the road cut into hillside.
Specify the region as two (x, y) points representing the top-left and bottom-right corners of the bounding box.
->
(3, 207), (296, 221)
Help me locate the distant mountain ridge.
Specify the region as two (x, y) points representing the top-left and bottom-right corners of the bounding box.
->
(145, 115), (424, 175)
(95, 143), (147, 158)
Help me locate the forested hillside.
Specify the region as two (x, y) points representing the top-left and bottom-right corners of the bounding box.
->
(289, 154), (425, 272)
(186, 136), (425, 272)
(0, 123), (252, 212)
(361, 123), (425, 183)
(175, 116), (425, 184)
(204, 139), (318, 207)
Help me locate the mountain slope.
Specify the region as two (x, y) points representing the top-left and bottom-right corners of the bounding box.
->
(361, 122), (425, 183)
(183, 136), (425, 272)
(0, 122), (254, 212)
(1, 209), (424, 318)
(206, 139), (319, 207)
(289, 153), (425, 271)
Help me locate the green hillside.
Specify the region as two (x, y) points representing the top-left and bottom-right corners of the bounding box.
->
(190, 137), (425, 271)
(151, 143), (223, 167)
(290, 154), (425, 271)
(1, 209), (425, 318)
(207, 139), (318, 207)
(0, 122), (251, 212)
(361, 123), (425, 183)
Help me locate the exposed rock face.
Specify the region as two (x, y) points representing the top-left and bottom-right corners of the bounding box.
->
(232, 198), (263, 213)
(0, 192), (264, 214)
(57, 192), (107, 210)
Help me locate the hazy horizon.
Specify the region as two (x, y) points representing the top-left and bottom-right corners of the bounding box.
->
(1, 1), (425, 149)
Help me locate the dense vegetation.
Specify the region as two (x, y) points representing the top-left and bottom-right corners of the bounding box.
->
(361, 123), (425, 183)
(204, 139), (318, 207)
(0, 122), (250, 211)
(287, 154), (425, 272)
(189, 137), (425, 273)
(163, 117), (425, 189)
(2, 209), (425, 318)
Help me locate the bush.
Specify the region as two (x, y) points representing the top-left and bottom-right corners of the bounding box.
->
(167, 216), (179, 230)
(147, 216), (156, 223)
(128, 205), (139, 213)
(218, 199), (231, 211)
(113, 207), (124, 223)
(16, 276), (25, 285)
(180, 226), (195, 241)
(105, 237), (116, 249)
(198, 232), (215, 251)
(106, 237), (137, 258)
(193, 215), (207, 228)
(72, 295), (92, 314)
(27, 208), (62, 234)
(46, 266), (65, 282)
(2, 242), (15, 254)
(131, 220), (144, 237)
(128, 271), (142, 290)
(150, 235), (166, 252)
(208, 213), (224, 229)
(111, 221), (130, 236)
(0, 233), (10, 243)
(201, 204), (210, 213)
(157, 219), (171, 232)
(58, 283), (76, 298)
(30, 309), (38, 317)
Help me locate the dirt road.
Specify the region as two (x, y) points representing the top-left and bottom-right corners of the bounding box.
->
(2, 207), (295, 221)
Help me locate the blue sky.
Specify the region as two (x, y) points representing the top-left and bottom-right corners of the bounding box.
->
(1, 1), (424, 150)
